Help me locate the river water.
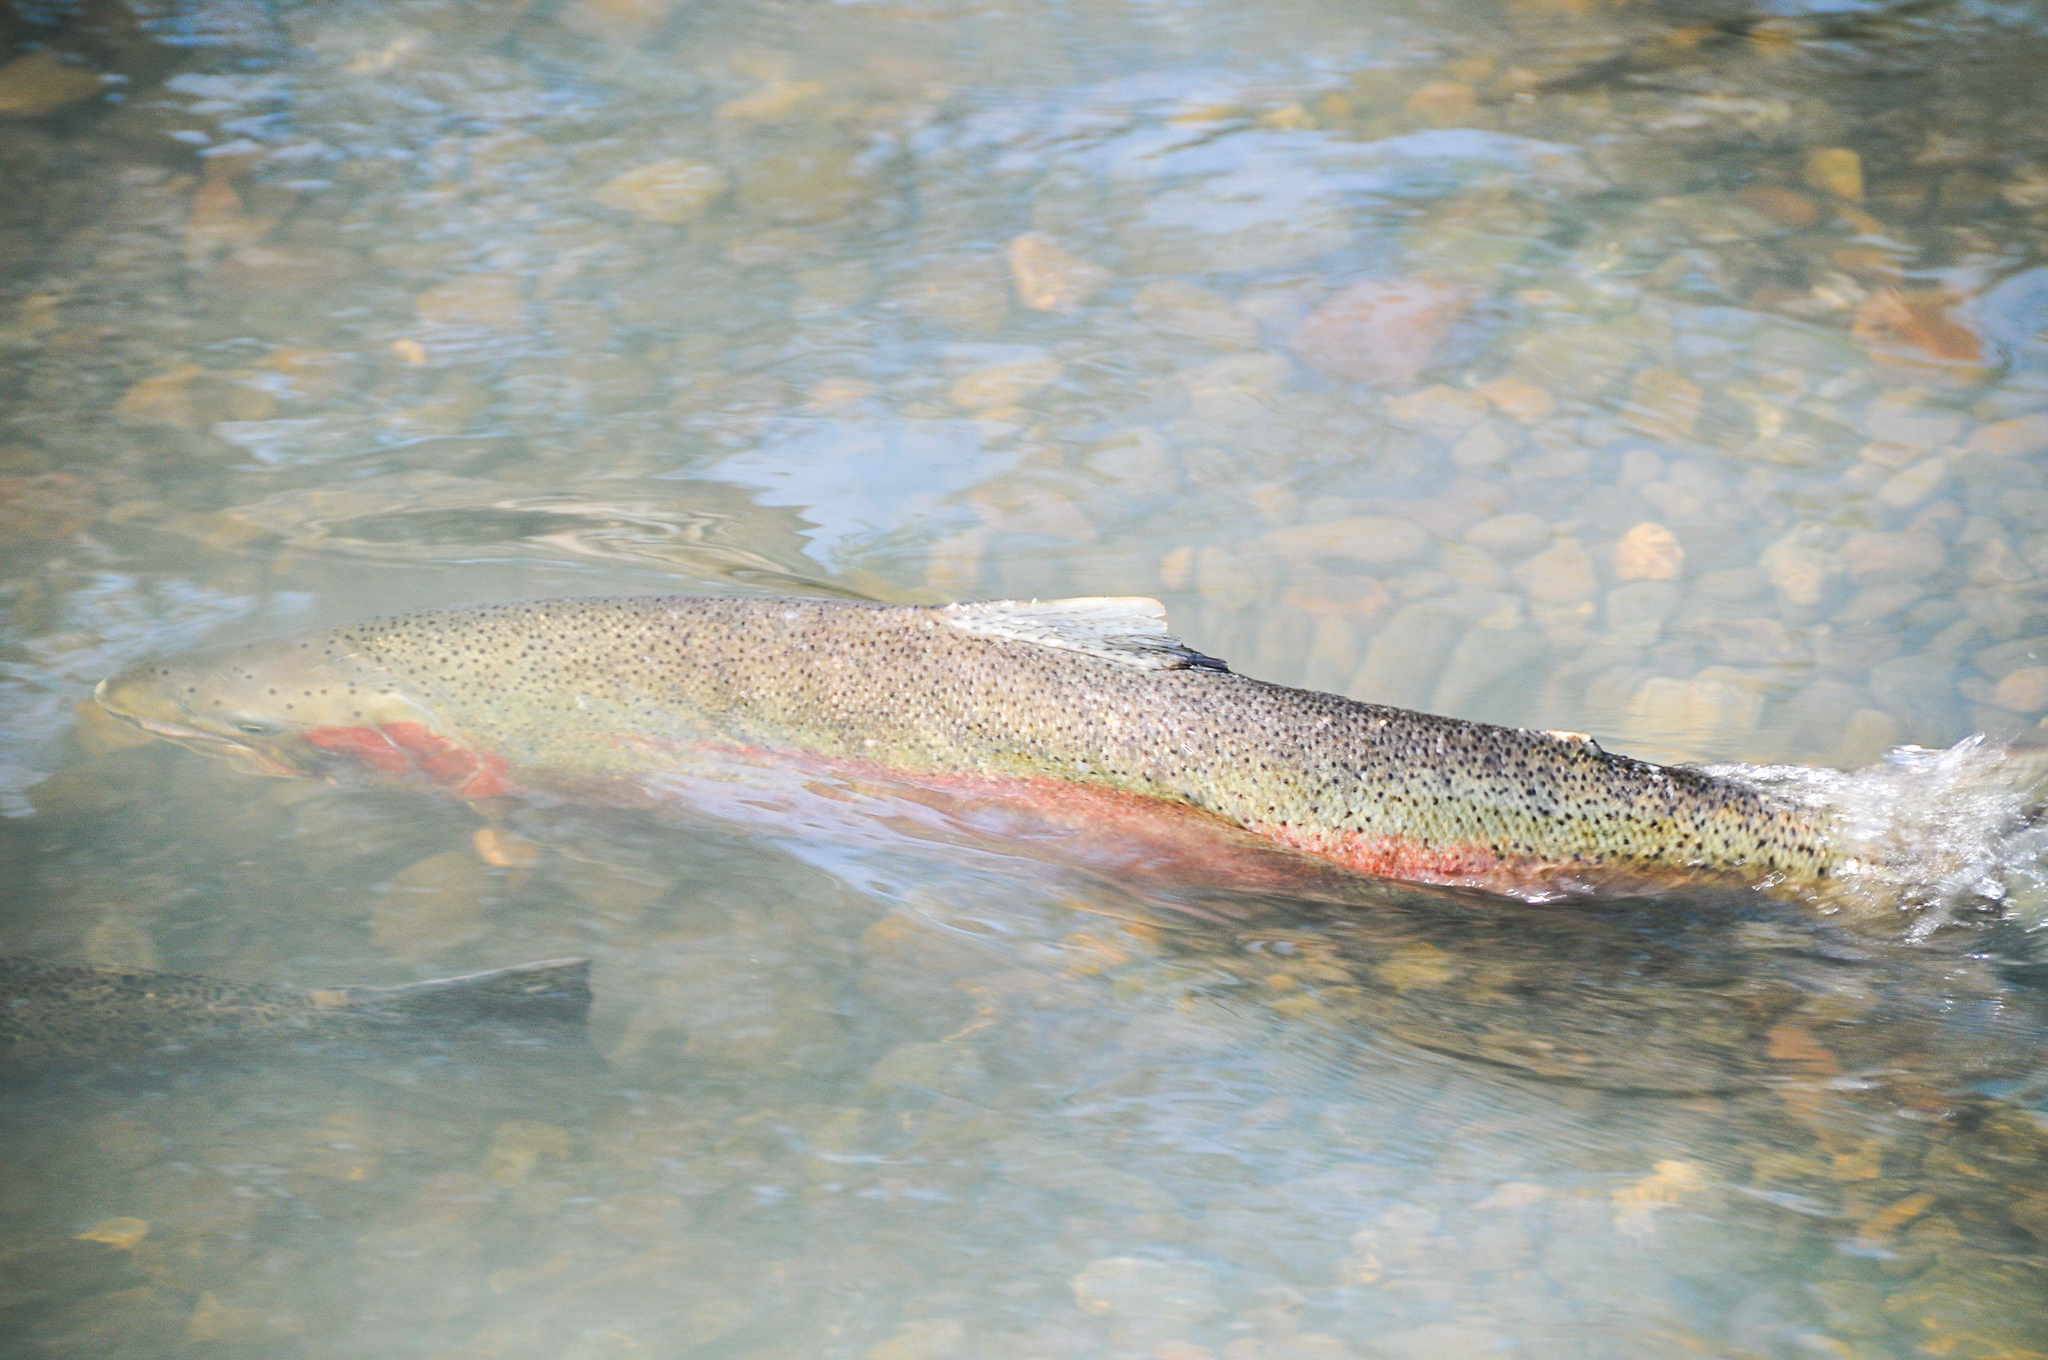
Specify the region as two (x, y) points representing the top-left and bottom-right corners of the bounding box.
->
(5, 0), (2048, 1355)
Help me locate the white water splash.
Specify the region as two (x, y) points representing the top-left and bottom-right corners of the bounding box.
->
(1705, 737), (2048, 935)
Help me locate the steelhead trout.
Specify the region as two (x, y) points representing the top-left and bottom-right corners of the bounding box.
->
(96, 594), (1861, 901)
(1, 955), (591, 1066)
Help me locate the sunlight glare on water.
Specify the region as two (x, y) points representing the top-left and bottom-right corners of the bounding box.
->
(4, 0), (2048, 1355)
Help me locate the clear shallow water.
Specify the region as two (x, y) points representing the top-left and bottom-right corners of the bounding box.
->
(5, 0), (2048, 1355)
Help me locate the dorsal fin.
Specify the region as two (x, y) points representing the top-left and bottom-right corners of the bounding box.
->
(937, 597), (1228, 672)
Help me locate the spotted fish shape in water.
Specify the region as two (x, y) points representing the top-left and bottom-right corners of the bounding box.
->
(91, 593), (1984, 906)
(1, 955), (592, 1066)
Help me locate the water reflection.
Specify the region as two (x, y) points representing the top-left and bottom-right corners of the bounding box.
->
(6, 0), (2048, 1353)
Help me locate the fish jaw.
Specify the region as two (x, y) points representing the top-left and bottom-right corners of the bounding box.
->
(93, 666), (318, 778)
(298, 719), (516, 798)
(92, 640), (510, 796)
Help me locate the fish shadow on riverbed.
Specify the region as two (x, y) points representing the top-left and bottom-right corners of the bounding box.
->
(0, 953), (618, 1124)
(1016, 867), (2048, 1102)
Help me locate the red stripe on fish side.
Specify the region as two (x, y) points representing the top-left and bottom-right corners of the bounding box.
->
(1245, 820), (1509, 887)
(304, 724), (413, 776)
(304, 723), (514, 798)
(849, 767), (1362, 889)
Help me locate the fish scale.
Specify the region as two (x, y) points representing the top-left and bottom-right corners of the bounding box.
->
(98, 594), (1846, 900)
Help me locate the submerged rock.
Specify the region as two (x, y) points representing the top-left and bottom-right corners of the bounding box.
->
(1291, 278), (1473, 390)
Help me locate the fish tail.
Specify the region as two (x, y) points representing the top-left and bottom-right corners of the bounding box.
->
(350, 958), (593, 1026)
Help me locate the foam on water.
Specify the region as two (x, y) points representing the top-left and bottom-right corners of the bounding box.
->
(1708, 738), (2048, 935)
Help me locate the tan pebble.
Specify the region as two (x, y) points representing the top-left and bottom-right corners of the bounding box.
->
(1159, 544), (1196, 591)
(1967, 412), (2048, 458)
(1852, 286), (1987, 373)
(861, 1318), (966, 1360)
(1086, 427), (1174, 490)
(0, 470), (94, 540)
(1967, 534), (2032, 588)
(1519, 441), (1590, 479)
(1376, 942), (1456, 992)
(1006, 232), (1109, 313)
(715, 79), (825, 123)
(1625, 673), (1767, 751)
(804, 376), (873, 410)
(1613, 1158), (1709, 1236)
(186, 1292), (283, 1345)
(370, 850), (488, 959)
(1196, 543), (1262, 611)
(1859, 440), (1923, 471)
(115, 362), (207, 428)
(1404, 80), (1479, 125)
(1864, 391), (1965, 448)
(482, 1120), (573, 1186)
(1833, 707), (1902, 766)
(1383, 382), (1487, 431)
(1876, 455), (1947, 510)
(76, 1217), (150, 1250)
(593, 159), (728, 224)
(472, 827), (539, 869)
(1856, 1191), (1937, 1245)
(183, 175), (272, 259)
(1475, 375), (1554, 423)
(1255, 101), (1316, 129)
(415, 274), (527, 331)
(1614, 521), (1684, 581)
(923, 529), (986, 597)
(1449, 418), (1515, 472)
(1475, 1181), (1549, 1210)
(1178, 352), (1291, 423)
(1511, 537), (1598, 605)
(1840, 529), (1944, 584)
(1803, 147), (1865, 200)
(1265, 515), (1431, 567)
(724, 225), (826, 268)
(0, 51), (105, 115)
(1131, 280), (1257, 348)
(1606, 582), (1682, 645)
(1438, 542), (1507, 590)
(869, 1041), (985, 1092)
(83, 918), (159, 971)
(2009, 1193), (2048, 1243)
(735, 142), (868, 224)
(1736, 184), (1821, 228)
(1465, 512), (1550, 557)
(1762, 540), (1839, 606)
(1765, 1023), (1840, 1072)
(1070, 1256), (1220, 1321)
(969, 482), (1093, 539)
(1973, 635), (2048, 678)
(1292, 279), (1473, 389)
(1623, 367), (1703, 440)
(948, 354), (1061, 410)
(1990, 666), (2048, 714)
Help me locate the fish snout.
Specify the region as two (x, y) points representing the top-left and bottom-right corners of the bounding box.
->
(94, 665), (186, 731)
(92, 661), (307, 777)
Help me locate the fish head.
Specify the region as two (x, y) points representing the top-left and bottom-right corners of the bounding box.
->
(94, 631), (510, 796)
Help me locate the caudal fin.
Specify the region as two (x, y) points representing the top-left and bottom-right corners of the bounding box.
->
(353, 958), (593, 1026)
(1718, 738), (2048, 924)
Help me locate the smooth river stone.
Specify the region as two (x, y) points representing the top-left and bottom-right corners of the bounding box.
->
(1291, 278), (1473, 389)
